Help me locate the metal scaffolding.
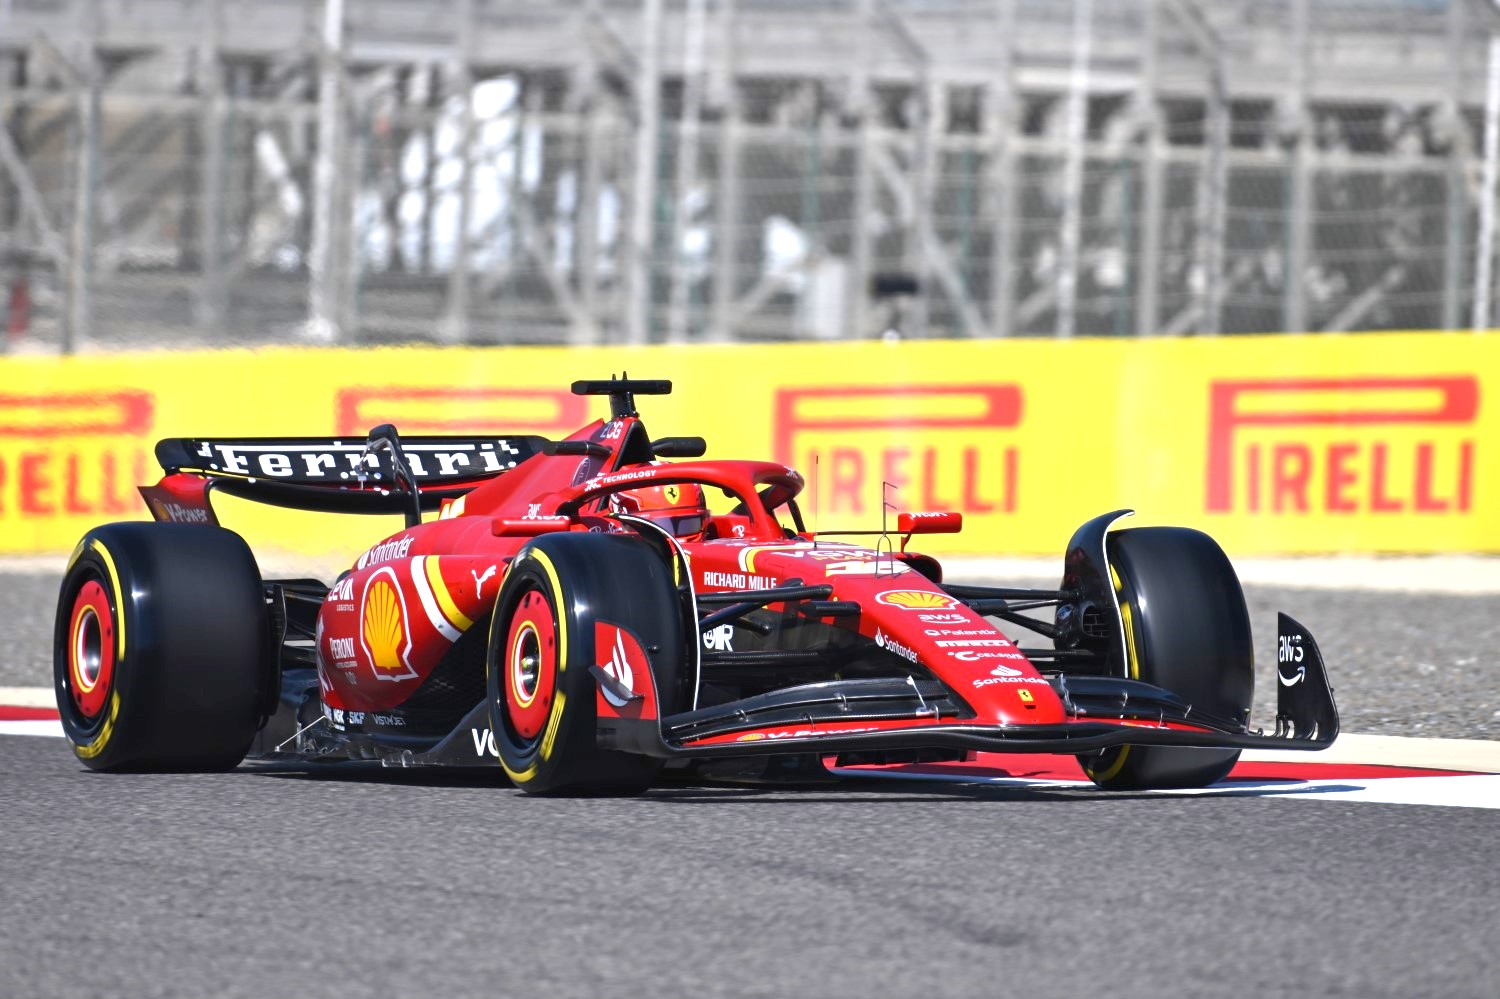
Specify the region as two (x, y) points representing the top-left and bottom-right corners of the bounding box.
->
(1, 0), (1498, 351)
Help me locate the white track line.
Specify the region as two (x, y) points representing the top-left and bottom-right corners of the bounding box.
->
(0, 687), (54, 708)
(1242, 733), (1500, 774)
(0, 720), (62, 738)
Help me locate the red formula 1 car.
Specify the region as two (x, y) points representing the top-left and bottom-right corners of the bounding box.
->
(53, 378), (1338, 793)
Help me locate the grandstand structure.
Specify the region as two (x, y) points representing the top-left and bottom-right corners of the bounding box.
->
(1, 0), (1498, 349)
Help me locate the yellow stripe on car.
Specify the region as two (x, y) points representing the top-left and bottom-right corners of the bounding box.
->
(539, 691), (567, 762)
(424, 556), (474, 631)
(74, 692), (120, 760)
(530, 549), (567, 674)
(89, 538), (125, 660)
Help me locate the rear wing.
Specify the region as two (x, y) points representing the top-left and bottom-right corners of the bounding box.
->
(149, 435), (548, 517)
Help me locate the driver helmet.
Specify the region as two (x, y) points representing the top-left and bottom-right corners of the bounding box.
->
(611, 481), (709, 541)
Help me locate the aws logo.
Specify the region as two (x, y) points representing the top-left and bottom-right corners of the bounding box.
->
(360, 568), (416, 681)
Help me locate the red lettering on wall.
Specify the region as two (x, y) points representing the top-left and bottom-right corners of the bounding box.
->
(1, 448), (149, 520)
(1205, 377), (1480, 516)
(774, 385), (1024, 517)
(19, 453), (53, 514)
(1369, 444), (1404, 512)
(1458, 441), (1474, 513)
(962, 447), (998, 514)
(1324, 443), (1359, 514)
(828, 448), (865, 515)
(1271, 444), (1311, 513)
(1002, 447), (1018, 514)
(1246, 444), (1262, 513)
(919, 449), (954, 510)
(881, 447), (912, 500)
(1413, 443), (1448, 512)
(63, 454), (94, 515)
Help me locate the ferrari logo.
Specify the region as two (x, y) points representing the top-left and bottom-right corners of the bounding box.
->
(663, 484), (680, 505)
(1018, 689), (1034, 703)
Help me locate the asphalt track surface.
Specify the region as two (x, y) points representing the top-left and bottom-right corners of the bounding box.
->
(3, 563), (1499, 997)
(2, 733), (1498, 999)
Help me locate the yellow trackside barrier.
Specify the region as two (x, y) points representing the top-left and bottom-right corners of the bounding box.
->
(0, 330), (1495, 557)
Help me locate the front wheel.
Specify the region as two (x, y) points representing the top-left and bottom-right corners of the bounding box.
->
(1078, 526), (1254, 790)
(487, 532), (685, 795)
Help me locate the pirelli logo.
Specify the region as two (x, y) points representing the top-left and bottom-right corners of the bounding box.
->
(0, 391), (154, 519)
(335, 387), (590, 437)
(773, 384), (1022, 516)
(1205, 377), (1479, 516)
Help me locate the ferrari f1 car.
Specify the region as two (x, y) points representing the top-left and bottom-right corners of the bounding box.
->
(54, 377), (1338, 793)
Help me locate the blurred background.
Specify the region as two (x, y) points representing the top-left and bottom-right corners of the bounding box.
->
(4, 0), (1500, 351)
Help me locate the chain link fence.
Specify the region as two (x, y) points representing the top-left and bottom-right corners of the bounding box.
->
(0, 0), (1496, 351)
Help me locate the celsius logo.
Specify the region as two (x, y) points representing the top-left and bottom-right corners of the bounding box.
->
(951, 650), (1026, 662)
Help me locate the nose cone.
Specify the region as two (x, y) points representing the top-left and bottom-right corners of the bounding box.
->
(867, 598), (1065, 725)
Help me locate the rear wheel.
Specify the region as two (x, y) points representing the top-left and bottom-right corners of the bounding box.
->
(1078, 526), (1254, 790)
(488, 532), (686, 795)
(54, 523), (271, 771)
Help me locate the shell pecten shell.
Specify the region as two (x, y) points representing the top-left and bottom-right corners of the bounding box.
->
(363, 579), (405, 672)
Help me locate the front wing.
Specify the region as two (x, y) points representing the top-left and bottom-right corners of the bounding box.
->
(257, 614), (1337, 770)
(598, 611), (1338, 761)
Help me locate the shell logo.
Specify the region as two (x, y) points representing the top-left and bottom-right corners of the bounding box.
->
(364, 581), (403, 671)
(876, 589), (958, 610)
(359, 568), (416, 681)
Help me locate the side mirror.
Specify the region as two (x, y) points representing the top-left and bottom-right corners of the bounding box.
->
(896, 512), (963, 535)
(650, 436), (708, 458)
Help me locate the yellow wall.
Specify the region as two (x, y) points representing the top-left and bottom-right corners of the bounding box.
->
(0, 331), (1494, 556)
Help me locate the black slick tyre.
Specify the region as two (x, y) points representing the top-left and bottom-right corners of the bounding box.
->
(1079, 526), (1254, 790)
(54, 522), (271, 772)
(487, 532), (684, 795)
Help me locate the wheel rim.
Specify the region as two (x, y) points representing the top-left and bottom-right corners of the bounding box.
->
(505, 588), (557, 742)
(68, 579), (115, 719)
